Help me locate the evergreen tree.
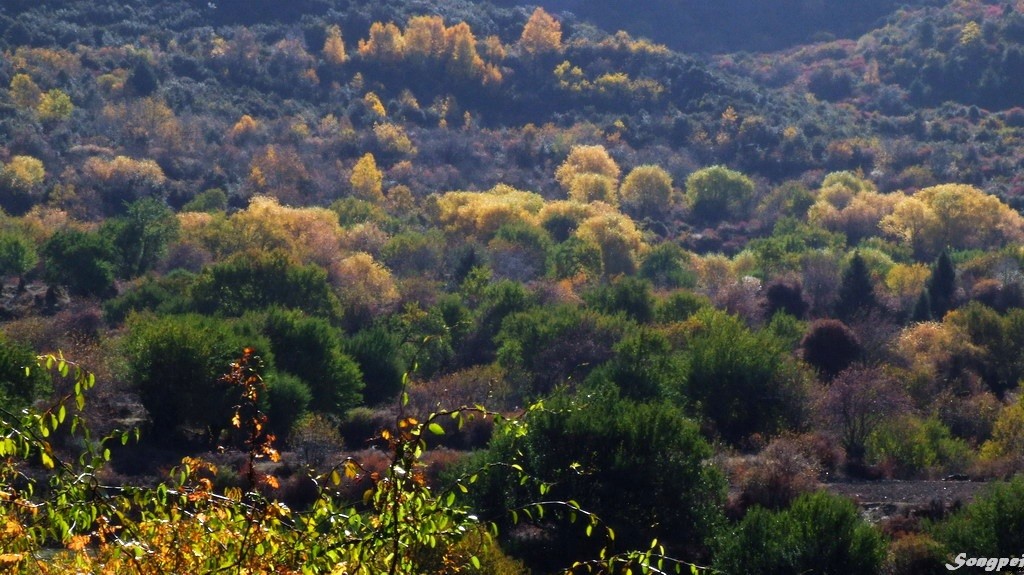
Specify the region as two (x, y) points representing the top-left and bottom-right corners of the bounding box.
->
(834, 252), (877, 321)
(911, 289), (932, 322)
(927, 250), (956, 319)
(126, 57), (159, 97)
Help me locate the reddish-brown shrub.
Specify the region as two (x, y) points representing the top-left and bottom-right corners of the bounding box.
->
(731, 434), (823, 514)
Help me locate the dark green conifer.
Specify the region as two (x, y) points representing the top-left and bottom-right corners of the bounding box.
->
(835, 252), (877, 321)
(927, 250), (957, 319)
(911, 289), (932, 322)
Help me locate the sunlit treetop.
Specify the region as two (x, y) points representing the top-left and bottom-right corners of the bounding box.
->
(555, 144), (621, 195)
(519, 7), (562, 55)
(178, 196), (345, 266)
(1, 156), (45, 191)
(434, 184), (545, 238)
(322, 24), (347, 65)
(358, 21), (406, 62)
(9, 73), (42, 109)
(350, 153), (385, 204)
(404, 15), (448, 62)
(619, 164), (674, 219)
(881, 183), (1024, 259)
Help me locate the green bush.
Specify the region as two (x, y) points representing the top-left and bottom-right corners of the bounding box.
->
(260, 307), (363, 416)
(583, 276), (655, 324)
(685, 165), (755, 223)
(343, 326), (404, 406)
(330, 197), (389, 228)
(496, 305), (623, 396)
(101, 198), (180, 278)
(103, 270), (195, 325)
(639, 242), (696, 289)
(684, 308), (807, 444)
(123, 313), (271, 443)
(867, 415), (972, 478)
(481, 391), (725, 569)
(549, 236), (603, 280)
(0, 334), (50, 412)
(0, 229), (37, 278)
(42, 228), (118, 297)
(714, 491), (885, 575)
(458, 279), (534, 366)
(190, 250), (342, 320)
(586, 327), (686, 402)
(381, 230), (444, 277)
(265, 371), (313, 439)
(655, 290), (710, 323)
(182, 188), (228, 213)
(931, 475), (1024, 558)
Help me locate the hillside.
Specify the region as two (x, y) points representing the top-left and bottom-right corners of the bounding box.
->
(2, 1), (1024, 574)
(488, 0), (948, 53)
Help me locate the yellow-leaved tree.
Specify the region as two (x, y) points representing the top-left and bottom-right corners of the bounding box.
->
(568, 173), (618, 205)
(178, 196), (346, 267)
(519, 7), (562, 55)
(444, 22), (486, 82)
(619, 164), (674, 219)
(555, 144), (621, 196)
(575, 205), (647, 277)
(807, 172), (898, 244)
(350, 153), (385, 203)
(358, 21), (405, 62)
(322, 24), (348, 65)
(880, 183), (1024, 258)
(404, 15), (448, 64)
(434, 184), (545, 239)
(36, 89), (74, 123)
(9, 73), (42, 109)
(1, 156), (45, 191)
(244, 145), (311, 205)
(83, 155), (166, 212)
(331, 251), (400, 319)
(0, 155), (46, 213)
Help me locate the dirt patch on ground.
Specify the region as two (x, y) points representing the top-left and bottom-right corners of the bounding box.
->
(825, 480), (985, 523)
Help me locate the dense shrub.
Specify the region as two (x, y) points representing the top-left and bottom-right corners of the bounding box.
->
(867, 415), (971, 478)
(655, 290), (710, 322)
(683, 307), (808, 444)
(583, 276), (655, 323)
(42, 229), (118, 298)
(190, 250), (342, 320)
(0, 333), (50, 412)
(343, 326), (404, 406)
(932, 475), (1024, 558)
(480, 391), (725, 569)
(103, 271), (195, 325)
(101, 198), (180, 278)
(685, 165), (755, 223)
(800, 319), (863, 381)
(264, 371), (313, 440)
(123, 313), (271, 443)
(763, 280), (808, 319)
(639, 242), (696, 289)
(496, 305), (623, 397)
(730, 435), (823, 513)
(260, 307), (363, 416)
(714, 491), (886, 575)
(586, 327), (686, 402)
(885, 534), (948, 575)
(0, 229), (38, 278)
(458, 278), (534, 366)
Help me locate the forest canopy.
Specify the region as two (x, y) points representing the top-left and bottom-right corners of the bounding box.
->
(3, 0), (1024, 573)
